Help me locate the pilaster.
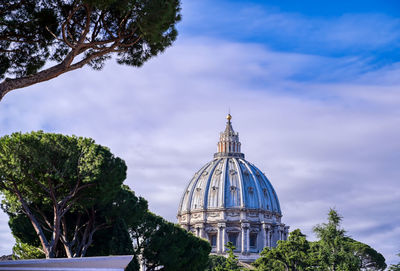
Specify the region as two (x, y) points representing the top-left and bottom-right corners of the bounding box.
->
(241, 222), (250, 254)
(195, 223), (205, 238)
(217, 222), (226, 253)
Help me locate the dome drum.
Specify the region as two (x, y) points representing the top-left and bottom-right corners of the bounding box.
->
(178, 209), (282, 224)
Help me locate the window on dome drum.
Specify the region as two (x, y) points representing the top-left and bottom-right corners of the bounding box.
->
(250, 232), (258, 248)
(209, 234), (217, 247)
(228, 233), (238, 248)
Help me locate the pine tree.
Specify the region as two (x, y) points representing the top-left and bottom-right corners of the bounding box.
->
(215, 242), (242, 271)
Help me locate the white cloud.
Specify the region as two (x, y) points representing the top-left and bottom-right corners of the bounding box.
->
(0, 38), (399, 264)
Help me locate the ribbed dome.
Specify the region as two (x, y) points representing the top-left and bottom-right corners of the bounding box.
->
(178, 157), (281, 214)
(178, 114), (281, 215)
(177, 115), (289, 262)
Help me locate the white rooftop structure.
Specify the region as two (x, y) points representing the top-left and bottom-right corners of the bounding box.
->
(0, 255), (133, 271)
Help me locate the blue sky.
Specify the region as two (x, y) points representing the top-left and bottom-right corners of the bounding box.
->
(182, 0), (400, 62)
(0, 0), (400, 265)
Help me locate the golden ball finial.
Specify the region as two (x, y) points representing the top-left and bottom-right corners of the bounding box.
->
(226, 113), (232, 121)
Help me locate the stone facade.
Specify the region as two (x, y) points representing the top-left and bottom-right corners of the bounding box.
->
(177, 115), (289, 263)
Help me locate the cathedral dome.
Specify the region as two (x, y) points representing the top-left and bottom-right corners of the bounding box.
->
(178, 114), (281, 215)
(178, 155), (281, 214)
(177, 114), (288, 262)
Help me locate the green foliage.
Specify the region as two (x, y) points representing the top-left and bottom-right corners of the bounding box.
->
(312, 209), (351, 270)
(8, 214), (41, 248)
(133, 212), (211, 271)
(253, 209), (386, 271)
(253, 229), (310, 271)
(0, 131), (127, 208)
(12, 238), (45, 260)
(7, 186), (145, 269)
(345, 238), (387, 271)
(213, 242), (242, 271)
(0, 0), (181, 79)
(0, 131), (129, 257)
(205, 255), (227, 271)
(389, 254), (400, 271)
(225, 242), (241, 271)
(0, 131), (209, 270)
(312, 209), (386, 271)
(0, 1), (58, 78)
(85, 186), (147, 271)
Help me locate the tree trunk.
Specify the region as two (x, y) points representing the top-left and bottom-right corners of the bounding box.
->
(12, 184), (52, 258)
(0, 60), (73, 100)
(49, 207), (62, 258)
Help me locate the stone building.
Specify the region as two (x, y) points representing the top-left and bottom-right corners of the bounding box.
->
(177, 114), (289, 262)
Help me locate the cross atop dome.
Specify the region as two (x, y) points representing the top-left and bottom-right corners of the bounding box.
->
(214, 114), (244, 158)
(224, 114), (234, 134)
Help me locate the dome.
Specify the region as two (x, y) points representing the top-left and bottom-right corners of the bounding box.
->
(178, 114), (281, 216)
(177, 114), (288, 263)
(178, 158), (281, 214)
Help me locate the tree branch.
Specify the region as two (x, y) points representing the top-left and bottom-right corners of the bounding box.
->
(101, 15), (117, 39)
(34, 206), (52, 231)
(78, 4), (92, 45)
(91, 11), (103, 42)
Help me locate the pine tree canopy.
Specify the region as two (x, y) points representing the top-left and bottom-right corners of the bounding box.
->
(0, 0), (181, 100)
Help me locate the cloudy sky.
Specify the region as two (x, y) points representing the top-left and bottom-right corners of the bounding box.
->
(1, 0), (400, 265)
